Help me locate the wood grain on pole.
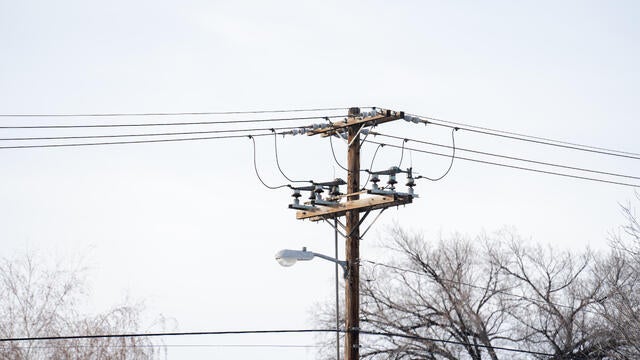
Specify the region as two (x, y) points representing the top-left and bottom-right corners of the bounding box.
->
(345, 107), (361, 360)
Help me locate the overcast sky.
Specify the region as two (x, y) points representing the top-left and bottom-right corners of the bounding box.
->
(1, 1), (639, 359)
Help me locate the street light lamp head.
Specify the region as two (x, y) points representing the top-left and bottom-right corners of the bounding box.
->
(275, 247), (315, 267)
(275, 247), (349, 279)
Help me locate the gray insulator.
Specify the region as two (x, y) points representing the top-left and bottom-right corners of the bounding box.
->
(404, 115), (420, 123)
(406, 177), (415, 187)
(388, 174), (397, 185)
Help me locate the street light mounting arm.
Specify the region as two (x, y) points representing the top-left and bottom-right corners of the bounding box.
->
(275, 247), (349, 279)
(312, 252), (349, 279)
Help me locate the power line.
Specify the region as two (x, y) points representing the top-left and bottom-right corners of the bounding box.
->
(249, 135), (291, 190)
(0, 115), (346, 129)
(363, 140), (640, 188)
(0, 329), (337, 343)
(361, 143), (384, 190)
(414, 128), (457, 182)
(397, 138), (408, 168)
(329, 133), (381, 176)
(412, 115), (640, 161)
(2, 343), (320, 349)
(409, 113), (640, 159)
(0, 125), (307, 142)
(273, 131), (309, 183)
(359, 330), (554, 357)
(0, 132), (278, 150)
(0, 327), (554, 357)
(0, 107), (350, 118)
(373, 132), (640, 181)
(329, 134), (350, 172)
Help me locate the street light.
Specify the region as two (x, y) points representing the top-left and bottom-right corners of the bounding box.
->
(275, 246), (347, 360)
(275, 247), (348, 278)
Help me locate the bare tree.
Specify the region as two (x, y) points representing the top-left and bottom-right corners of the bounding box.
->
(491, 233), (615, 359)
(310, 227), (640, 360)
(0, 251), (163, 359)
(357, 228), (517, 360)
(598, 193), (640, 359)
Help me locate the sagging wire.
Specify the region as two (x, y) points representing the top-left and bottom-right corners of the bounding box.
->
(249, 135), (290, 190)
(329, 134), (350, 172)
(361, 143), (385, 191)
(397, 138), (409, 168)
(272, 130), (310, 183)
(324, 116), (351, 173)
(416, 127), (458, 182)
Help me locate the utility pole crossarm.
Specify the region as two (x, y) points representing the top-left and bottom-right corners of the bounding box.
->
(306, 109), (404, 137)
(294, 193), (413, 221)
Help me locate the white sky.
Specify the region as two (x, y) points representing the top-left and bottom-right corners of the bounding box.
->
(1, 1), (639, 359)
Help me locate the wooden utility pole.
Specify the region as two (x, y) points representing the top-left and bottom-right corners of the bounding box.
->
(291, 107), (409, 360)
(345, 107), (361, 360)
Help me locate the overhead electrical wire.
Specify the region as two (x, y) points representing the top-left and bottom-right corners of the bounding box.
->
(410, 114), (640, 161)
(329, 134), (350, 172)
(272, 130), (310, 183)
(249, 135), (291, 190)
(0, 132), (279, 150)
(361, 143), (385, 190)
(373, 132), (640, 181)
(0, 328), (556, 357)
(0, 125), (308, 142)
(0, 107), (350, 118)
(397, 138), (408, 168)
(415, 128), (458, 182)
(0, 115), (346, 129)
(410, 113), (640, 158)
(363, 139), (640, 188)
(0, 329), (337, 343)
(358, 330), (554, 357)
(2, 107), (638, 187)
(2, 343), (320, 349)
